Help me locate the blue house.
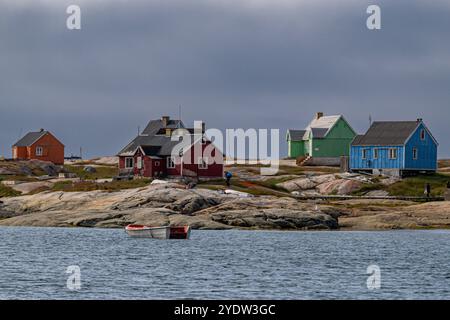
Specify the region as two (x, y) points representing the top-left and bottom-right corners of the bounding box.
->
(350, 119), (438, 176)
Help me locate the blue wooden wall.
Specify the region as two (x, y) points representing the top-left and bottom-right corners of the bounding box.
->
(404, 123), (438, 170)
(350, 145), (404, 170)
(350, 122), (438, 171)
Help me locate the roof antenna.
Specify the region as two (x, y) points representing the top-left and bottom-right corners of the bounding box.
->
(137, 126), (140, 136)
(178, 105), (182, 128)
(369, 114), (372, 127)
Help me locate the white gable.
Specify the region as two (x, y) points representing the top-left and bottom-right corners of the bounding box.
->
(303, 115), (342, 139)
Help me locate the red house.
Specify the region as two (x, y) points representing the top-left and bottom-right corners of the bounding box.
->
(117, 116), (224, 179)
(12, 129), (65, 165)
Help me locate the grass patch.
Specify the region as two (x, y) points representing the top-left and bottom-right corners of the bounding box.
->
(386, 173), (449, 197)
(276, 165), (339, 176)
(0, 184), (21, 197)
(63, 165), (118, 180)
(0, 175), (39, 182)
(51, 179), (151, 192)
(353, 173), (450, 197)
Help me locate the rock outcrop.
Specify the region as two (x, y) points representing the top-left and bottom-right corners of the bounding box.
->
(0, 183), (341, 230)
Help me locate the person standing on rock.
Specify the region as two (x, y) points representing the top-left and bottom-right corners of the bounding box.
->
(425, 183), (431, 198)
(225, 171), (232, 187)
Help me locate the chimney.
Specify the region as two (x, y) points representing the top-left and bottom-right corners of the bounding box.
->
(161, 116), (170, 127)
(39, 128), (44, 132)
(316, 112), (324, 120)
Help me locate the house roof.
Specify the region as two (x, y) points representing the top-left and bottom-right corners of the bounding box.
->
(141, 119), (183, 135)
(302, 114), (354, 140)
(118, 118), (205, 157)
(13, 131), (48, 147)
(310, 128), (329, 138)
(287, 129), (306, 141)
(304, 115), (342, 139)
(351, 121), (421, 146)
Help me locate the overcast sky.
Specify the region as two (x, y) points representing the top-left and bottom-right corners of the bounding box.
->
(1, 0), (449, 158)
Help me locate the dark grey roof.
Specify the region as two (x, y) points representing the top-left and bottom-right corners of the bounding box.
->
(287, 130), (306, 141)
(13, 131), (47, 147)
(118, 118), (204, 157)
(351, 121), (419, 146)
(311, 128), (329, 138)
(142, 119), (184, 135)
(140, 146), (162, 156)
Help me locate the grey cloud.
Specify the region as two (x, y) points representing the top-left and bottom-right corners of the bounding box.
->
(0, 0), (449, 158)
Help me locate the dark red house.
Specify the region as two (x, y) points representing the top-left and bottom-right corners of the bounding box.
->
(117, 116), (223, 179)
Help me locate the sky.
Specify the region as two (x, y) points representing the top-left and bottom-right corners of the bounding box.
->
(0, 0), (449, 159)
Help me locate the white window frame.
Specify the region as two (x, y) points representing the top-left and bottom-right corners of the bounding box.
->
(413, 148), (418, 160)
(373, 148), (379, 160)
(136, 156), (143, 169)
(389, 148), (397, 160)
(167, 157), (176, 169)
(125, 157), (134, 169)
(362, 149), (370, 160)
(198, 157), (208, 169)
(420, 129), (426, 141)
(36, 146), (43, 156)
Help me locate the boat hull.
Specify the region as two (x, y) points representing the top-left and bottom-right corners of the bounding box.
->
(169, 226), (191, 239)
(125, 225), (170, 239)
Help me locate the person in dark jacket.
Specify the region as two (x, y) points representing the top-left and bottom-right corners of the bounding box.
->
(425, 183), (431, 198)
(225, 171), (232, 187)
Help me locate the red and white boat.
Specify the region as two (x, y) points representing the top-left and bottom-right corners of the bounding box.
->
(125, 225), (191, 240)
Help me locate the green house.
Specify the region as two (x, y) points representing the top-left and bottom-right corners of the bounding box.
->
(287, 113), (357, 164)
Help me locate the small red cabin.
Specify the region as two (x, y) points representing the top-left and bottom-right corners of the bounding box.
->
(117, 116), (223, 179)
(12, 129), (65, 165)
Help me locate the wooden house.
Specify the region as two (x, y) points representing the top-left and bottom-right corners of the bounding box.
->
(12, 129), (65, 165)
(117, 116), (223, 179)
(287, 112), (357, 166)
(350, 119), (438, 176)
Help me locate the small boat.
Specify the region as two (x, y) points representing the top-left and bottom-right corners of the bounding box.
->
(125, 225), (170, 239)
(169, 226), (191, 239)
(125, 225), (191, 240)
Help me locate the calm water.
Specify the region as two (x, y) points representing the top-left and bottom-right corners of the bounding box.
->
(0, 227), (449, 300)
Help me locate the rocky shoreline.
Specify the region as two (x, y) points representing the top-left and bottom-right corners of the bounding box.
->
(0, 183), (341, 230)
(1, 182), (449, 231)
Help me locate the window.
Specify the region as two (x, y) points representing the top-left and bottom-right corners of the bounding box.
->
(36, 146), (43, 156)
(136, 156), (143, 169)
(420, 129), (426, 141)
(155, 161), (160, 167)
(362, 149), (370, 159)
(413, 148), (418, 160)
(373, 148), (379, 159)
(198, 157), (208, 169)
(167, 157), (175, 169)
(389, 148), (397, 160)
(125, 157), (134, 169)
